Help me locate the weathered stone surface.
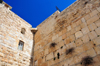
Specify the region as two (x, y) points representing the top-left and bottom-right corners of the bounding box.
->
(1, 0), (100, 66)
(88, 31), (97, 40)
(87, 15), (99, 25)
(95, 27), (100, 35)
(81, 27), (89, 35)
(90, 10), (99, 17)
(86, 48), (96, 57)
(88, 23), (97, 31)
(75, 31), (83, 39)
(81, 34), (89, 43)
(93, 37), (100, 46)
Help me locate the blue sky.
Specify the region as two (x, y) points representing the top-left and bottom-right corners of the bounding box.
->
(3, 0), (76, 27)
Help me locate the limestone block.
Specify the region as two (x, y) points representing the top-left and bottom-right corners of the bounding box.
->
(71, 28), (76, 35)
(95, 27), (100, 35)
(69, 34), (75, 42)
(62, 28), (67, 35)
(71, 23), (76, 28)
(75, 31), (83, 39)
(90, 10), (99, 17)
(95, 19), (100, 27)
(75, 38), (83, 47)
(93, 56), (100, 66)
(97, 7), (100, 12)
(81, 34), (89, 43)
(46, 53), (54, 61)
(64, 37), (70, 44)
(83, 41), (94, 51)
(62, 33), (67, 40)
(93, 37), (100, 46)
(66, 42), (76, 49)
(82, 27), (89, 35)
(81, 18), (86, 23)
(88, 23), (97, 31)
(80, 22), (87, 29)
(73, 45), (84, 56)
(87, 15), (99, 25)
(67, 26), (71, 31)
(66, 31), (71, 37)
(84, 14), (91, 21)
(76, 20), (82, 26)
(86, 48), (96, 57)
(75, 25), (81, 32)
(94, 46), (100, 54)
(88, 31), (97, 40)
(52, 34), (58, 41)
(40, 62), (48, 66)
(0, 52), (4, 57)
(44, 49), (48, 55)
(58, 31), (63, 37)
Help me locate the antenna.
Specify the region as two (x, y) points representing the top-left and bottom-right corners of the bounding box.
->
(56, 6), (61, 12)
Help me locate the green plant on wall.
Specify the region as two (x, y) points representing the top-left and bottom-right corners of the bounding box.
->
(50, 42), (57, 47)
(81, 56), (93, 66)
(66, 47), (74, 55)
(0, 0), (3, 3)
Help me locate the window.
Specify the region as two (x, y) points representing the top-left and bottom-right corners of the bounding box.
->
(18, 40), (24, 51)
(21, 28), (26, 34)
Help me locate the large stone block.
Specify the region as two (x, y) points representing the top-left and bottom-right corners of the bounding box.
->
(90, 10), (99, 17)
(81, 34), (89, 43)
(95, 27), (100, 35)
(84, 14), (91, 21)
(88, 31), (97, 40)
(95, 19), (100, 27)
(86, 48), (96, 57)
(87, 15), (99, 25)
(75, 38), (83, 47)
(93, 37), (100, 46)
(97, 7), (100, 12)
(46, 53), (54, 61)
(83, 41), (94, 51)
(88, 23), (97, 31)
(81, 27), (89, 35)
(75, 31), (83, 39)
(94, 46), (100, 54)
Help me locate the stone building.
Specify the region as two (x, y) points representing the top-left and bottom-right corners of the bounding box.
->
(0, 0), (100, 66)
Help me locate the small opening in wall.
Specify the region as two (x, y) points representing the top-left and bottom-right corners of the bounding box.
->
(94, 44), (96, 46)
(21, 28), (26, 34)
(50, 42), (57, 47)
(84, 1), (88, 5)
(57, 52), (60, 59)
(18, 40), (24, 51)
(53, 57), (56, 60)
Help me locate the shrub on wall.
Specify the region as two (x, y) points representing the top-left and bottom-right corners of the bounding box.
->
(50, 42), (57, 47)
(66, 47), (74, 55)
(81, 56), (93, 66)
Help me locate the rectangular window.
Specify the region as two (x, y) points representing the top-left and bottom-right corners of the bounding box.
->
(18, 40), (24, 51)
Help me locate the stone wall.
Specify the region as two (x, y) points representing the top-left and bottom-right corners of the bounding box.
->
(34, 0), (100, 66)
(0, 4), (33, 66)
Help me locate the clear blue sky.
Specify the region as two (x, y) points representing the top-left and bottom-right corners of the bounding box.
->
(3, 0), (76, 27)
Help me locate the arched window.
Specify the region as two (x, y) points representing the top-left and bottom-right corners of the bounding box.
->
(21, 28), (26, 34)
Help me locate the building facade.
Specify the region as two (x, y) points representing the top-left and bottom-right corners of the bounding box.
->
(0, 0), (100, 66)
